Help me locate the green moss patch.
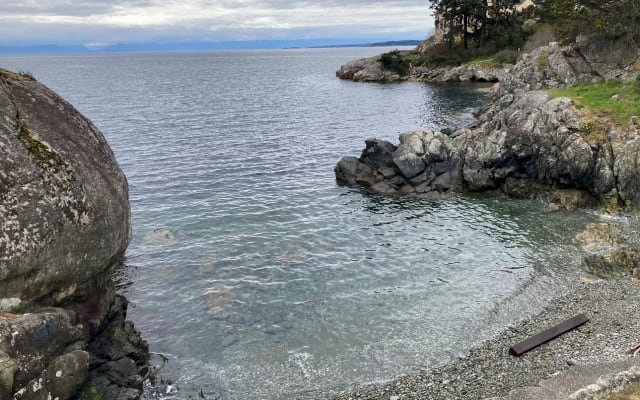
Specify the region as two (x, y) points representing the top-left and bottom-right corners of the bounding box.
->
(18, 125), (61, 167)
(537, 50), (549, 71)
(464, 57), (500, 69)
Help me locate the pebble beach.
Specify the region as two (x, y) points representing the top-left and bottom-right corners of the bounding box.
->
(333, 276), (640, 400)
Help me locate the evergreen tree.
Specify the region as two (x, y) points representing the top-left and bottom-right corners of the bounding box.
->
(430, 0), (522, 49)
(431, 0), (482, 49)
(536, 0), (640, 41)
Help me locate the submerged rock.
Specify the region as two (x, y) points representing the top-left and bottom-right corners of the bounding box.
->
(0, 69), (148, 398)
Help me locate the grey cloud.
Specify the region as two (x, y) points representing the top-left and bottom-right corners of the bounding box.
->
(0, 0), (433, 44)
(0, 0), (429, 15)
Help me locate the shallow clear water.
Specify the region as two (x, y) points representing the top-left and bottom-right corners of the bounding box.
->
(0, 48), (596, 399)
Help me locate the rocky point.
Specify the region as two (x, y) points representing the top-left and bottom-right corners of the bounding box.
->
(336, 34), (640, 210)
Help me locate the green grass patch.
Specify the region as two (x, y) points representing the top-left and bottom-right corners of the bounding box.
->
(548, 80), (640, 127)
(537, 50), (549, 71)
(464, 57), (500, 69)
(0, 68), (35, 81)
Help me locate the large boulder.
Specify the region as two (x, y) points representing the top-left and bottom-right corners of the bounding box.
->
(0, 69), (147, 399)
(0, 69), (130, 309)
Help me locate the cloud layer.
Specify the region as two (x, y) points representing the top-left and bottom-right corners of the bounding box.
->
(0, 1), (433, 45)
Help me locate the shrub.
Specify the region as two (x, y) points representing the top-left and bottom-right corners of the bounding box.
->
(494, 49), (519, 65)
(378, 50), (410, 75)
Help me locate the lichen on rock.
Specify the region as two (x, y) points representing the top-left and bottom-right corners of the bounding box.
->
(0, 68), (148, 399)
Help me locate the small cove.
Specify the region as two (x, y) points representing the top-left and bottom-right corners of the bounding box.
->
(0, 48), (599, 399)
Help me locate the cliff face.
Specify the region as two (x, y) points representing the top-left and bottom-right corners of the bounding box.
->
(0, 69), (148, 399)
(336, 35), (640, 210)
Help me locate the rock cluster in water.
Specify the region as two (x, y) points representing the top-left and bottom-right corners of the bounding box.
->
(336, 35), (640, 210)
(0, 69), (148, 399)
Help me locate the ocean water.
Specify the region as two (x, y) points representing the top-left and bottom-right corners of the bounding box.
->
(0, 48), (597, 399)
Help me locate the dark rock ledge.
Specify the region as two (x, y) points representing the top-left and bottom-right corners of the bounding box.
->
(0, 69), (148, 399)
(336, 35), (640, 211)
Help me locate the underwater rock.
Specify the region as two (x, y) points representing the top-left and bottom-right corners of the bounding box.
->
(205, 285), (237, 317)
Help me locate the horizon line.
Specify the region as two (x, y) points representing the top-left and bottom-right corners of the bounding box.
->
(0, 38), (427, 56)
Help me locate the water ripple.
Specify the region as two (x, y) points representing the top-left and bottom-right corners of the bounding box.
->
(0, 48), (598, 399)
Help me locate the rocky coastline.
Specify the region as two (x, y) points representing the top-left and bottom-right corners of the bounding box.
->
(336, 52), (503, 83)
(335, 35), (640, 210)
(333, 34), (640, 399)
(0, 69), (149, 399)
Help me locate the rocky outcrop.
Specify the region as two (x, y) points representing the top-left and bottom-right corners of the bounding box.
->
(335, 54), (503, 83)
(335, 56), (406, 82)
(336, 35), (640, 208)
(0, 69), (148, 399)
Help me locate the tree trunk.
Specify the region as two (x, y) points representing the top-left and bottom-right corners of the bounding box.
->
(463, 12), (469, 49)
(480, 0), (488, 48)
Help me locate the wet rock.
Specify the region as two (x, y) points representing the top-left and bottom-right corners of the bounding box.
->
(205, 285), (237, 317)
(547, 189), (597, 211)
(144, 228), (176, 244)
(85, 295), (149, 366)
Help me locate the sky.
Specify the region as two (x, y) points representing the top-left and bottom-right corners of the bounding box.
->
(0, 1), (434, 48)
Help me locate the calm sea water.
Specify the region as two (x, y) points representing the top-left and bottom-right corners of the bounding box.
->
(1, 48), (596, 399)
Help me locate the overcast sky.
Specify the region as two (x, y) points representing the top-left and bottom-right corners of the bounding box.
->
(0, 1), (434, 46)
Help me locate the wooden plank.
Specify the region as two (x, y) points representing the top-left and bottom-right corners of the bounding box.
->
(509, 313), (589, 357)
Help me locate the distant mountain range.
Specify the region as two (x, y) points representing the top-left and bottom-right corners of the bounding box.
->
(0, 39), (423, 55)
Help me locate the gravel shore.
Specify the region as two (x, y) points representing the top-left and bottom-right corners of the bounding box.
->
(332, 276), (640, 400)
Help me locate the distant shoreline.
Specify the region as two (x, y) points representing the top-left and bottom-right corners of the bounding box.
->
(0, 39), (425, 56)
(297, 40), (422, 49)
